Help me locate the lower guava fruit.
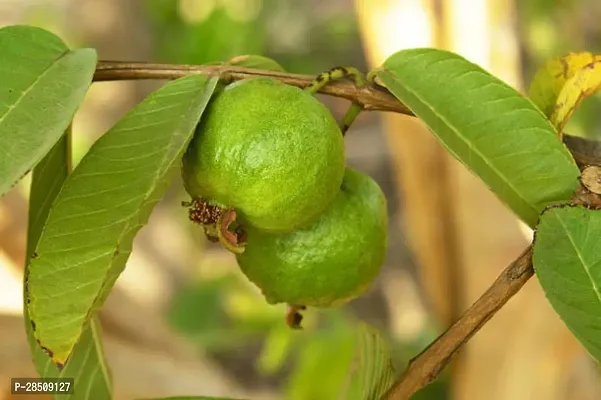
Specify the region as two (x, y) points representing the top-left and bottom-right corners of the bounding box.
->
(181, 77), (346, 244)
(235, 167), (388, 327)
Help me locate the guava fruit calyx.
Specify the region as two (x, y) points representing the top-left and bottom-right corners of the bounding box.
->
(217, 209), (247, 254)
(182, 198), (247, 253)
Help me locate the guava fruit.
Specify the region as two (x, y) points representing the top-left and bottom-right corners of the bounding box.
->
(182, 77), (346, 239)
(235, 168), (388, 326)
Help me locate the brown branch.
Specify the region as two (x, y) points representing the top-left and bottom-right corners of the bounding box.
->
(385, 246), (534, 399)
(93, 60), (599, 400)
(94, 61), (413, 115)
(95, 61), (594, 167)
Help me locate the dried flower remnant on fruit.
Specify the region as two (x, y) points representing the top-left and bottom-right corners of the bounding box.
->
(217, 209), (247, 254)
(182, 198), (222, 242)
(182, 199), (248, 252)
(182, 198), (223, 225)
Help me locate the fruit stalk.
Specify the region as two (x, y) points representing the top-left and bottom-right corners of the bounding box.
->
(340, 103), (363, 135)
(304, 66), (368, 135)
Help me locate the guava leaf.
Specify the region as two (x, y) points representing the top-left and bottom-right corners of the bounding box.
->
(341, 323), (396, 400)
(0, 25), (96, 197)
(257, 322), (294, 375)
(528, 52), (601, 118)
(25, 128), (112, 400)
(550, 60), (601, 134)
(376, 48), (580, 228)
(533, 205), (601, 362)
(286, 324), (356, 400)
(227, 55), (285, 72)
(26, 74), (219, 366)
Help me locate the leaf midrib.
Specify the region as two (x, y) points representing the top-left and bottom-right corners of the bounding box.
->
(108, 75), (203, 274)
(0, 49), (69, 130)
(64, 76), (210, 361)
(380, 69), (541, 220)
(556, 211), (601, 307)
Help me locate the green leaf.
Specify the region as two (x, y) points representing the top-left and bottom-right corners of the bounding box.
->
(341, 323), (396, 400)
(227, 54), (286, 72)
(533, 205), (601, 362)
(257, 321), (294, 375)
(24, 127), (112, 400)
(26, 74), (219, 365)
(286, 324), (356, 400)
(26, 132), (72, 260)
(376, 48), (580, 227)
(0, 25), (96, 197)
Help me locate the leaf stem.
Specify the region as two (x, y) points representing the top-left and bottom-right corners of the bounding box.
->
(301, 66), (368, 134)
(340, 103), (363, 135)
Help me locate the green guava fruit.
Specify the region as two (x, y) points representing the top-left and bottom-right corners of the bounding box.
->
(236, 167), (388, 313)
(182, 77), (345, 235)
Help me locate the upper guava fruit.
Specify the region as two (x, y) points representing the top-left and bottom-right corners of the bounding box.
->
(236, 167), (388, 308)
(181, 77), (346, 234)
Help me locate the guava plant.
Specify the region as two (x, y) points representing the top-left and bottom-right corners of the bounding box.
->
(2, 23), (601, 400)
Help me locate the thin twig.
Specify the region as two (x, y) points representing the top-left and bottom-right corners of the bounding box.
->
(94, 61), (413, 115)
(92, 60), (593, 400)
(385, 246), (534, 399)
(95, 61), (593, 166)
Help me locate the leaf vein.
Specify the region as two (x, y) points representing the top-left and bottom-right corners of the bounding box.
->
(557, 213), (601, 307)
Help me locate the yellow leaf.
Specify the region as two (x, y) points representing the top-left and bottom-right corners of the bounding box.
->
(528, 52), (601, 117)
(550, 60), (601, 136)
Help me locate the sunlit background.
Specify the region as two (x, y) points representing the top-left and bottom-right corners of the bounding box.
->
(1, 0), (601, 399)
